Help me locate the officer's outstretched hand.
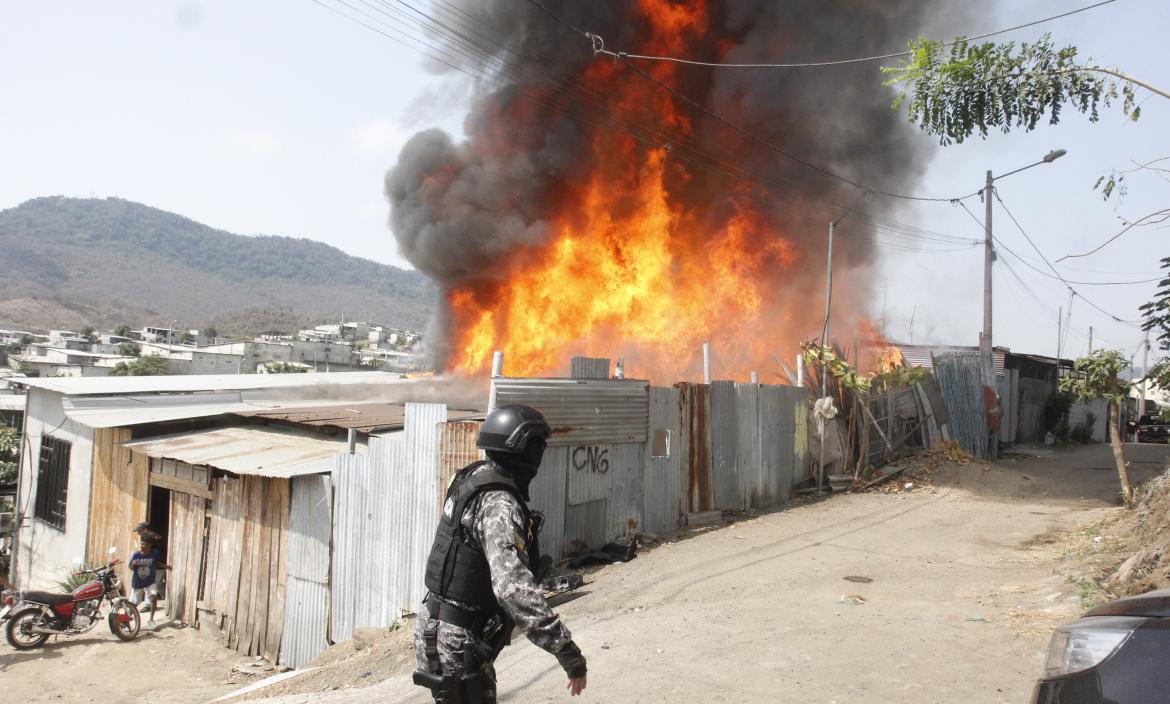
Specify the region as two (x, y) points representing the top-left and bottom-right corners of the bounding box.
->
(567, 676), (587, 696)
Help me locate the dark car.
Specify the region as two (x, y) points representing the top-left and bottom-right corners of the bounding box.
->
(1032, 588), (1170, 703)
(1133, 415), (1170, 444)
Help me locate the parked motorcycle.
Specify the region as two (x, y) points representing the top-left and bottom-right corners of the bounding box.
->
(3, 548), (140, 649)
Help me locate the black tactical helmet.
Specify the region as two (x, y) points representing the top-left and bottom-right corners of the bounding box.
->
(477, 404), (552, 454)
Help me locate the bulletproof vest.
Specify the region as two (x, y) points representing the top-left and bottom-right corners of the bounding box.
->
(424, 461), (539, 612)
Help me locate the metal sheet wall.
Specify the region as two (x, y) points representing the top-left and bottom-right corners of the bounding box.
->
(529, 446), (568, 562)
(281, 579), (329, 670)
(402, 403), (447, 617)
(331, 404), (449, 642)
(792, 386), (809, 490)
(563, 499), (607, 553)
(733, 383), (759, 509)
(997, 369), (1020, 444)
(642, 386), (681, 537)
(330, 451), (368, 644)
(604, 443), (645, 540)
(1017, 377), (1050, 443)
(756, 385), (783, 506)
(281, 474), (332, 668)
(934, 351), (991, 457)
(492, 378), (649, 445)
(710, 381), (740, 510)
(567, 444), (614, 505)
(679, 383), (713, 514)
(570, 356), (611, 379)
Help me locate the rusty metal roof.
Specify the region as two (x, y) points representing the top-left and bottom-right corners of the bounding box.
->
(122, 425), (359, 478)
(234, 402), (482, 434)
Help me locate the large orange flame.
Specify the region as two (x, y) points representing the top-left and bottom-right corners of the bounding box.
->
(440, 0), (861, 383)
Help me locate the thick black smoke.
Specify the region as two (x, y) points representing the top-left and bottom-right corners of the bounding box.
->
(385, 1), (967, 366)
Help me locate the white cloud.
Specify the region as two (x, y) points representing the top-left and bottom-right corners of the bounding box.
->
(225, 129), (284, 157)
(350, 118), (407, 157)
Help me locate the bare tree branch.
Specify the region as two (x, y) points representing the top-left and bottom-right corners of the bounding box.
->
(1059, 208), (1170, 261)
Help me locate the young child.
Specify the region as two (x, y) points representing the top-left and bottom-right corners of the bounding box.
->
(129, 538), (170, 625)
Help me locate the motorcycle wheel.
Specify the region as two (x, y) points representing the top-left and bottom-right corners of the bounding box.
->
(107, 601), (141, 641)
(5, 608), (50, 650)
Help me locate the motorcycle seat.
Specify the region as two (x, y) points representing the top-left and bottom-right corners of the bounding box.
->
(23, 590), (75, 605)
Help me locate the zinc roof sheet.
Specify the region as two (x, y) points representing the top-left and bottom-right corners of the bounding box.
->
(12, 371), (402, 396)
(234, 402), (481, 433)
(122, 425), (360, 478)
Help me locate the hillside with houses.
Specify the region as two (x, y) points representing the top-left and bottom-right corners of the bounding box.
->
(0, 197), (435, 333)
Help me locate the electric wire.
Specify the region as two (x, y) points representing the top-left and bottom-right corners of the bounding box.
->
(993, 190), (1143, 325)
(957, 199), (1137, 346)
(585, 0), (1118, 69)
(313, 0), (989, 253)
(523, 0), (983, 204)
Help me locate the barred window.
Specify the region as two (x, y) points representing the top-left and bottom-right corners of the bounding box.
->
(34, 436), (71, 530)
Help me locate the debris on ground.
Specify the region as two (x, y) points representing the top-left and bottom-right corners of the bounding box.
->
(541, 574), (585, 594)
(567, 539), (638, 568)
(861, 441), (987, 493)
(842, 575), (873, 584)
(840, 594), (868, 605)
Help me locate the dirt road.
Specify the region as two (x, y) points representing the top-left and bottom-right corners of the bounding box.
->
(4, 443), (1166, 703)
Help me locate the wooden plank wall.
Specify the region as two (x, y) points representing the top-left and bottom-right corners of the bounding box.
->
(87, 428), (149, 585)
(165, 492), (206, 625)
(203, 475), (290, 663)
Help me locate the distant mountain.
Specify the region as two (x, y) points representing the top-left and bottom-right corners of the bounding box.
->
(0, 197), (435, 334)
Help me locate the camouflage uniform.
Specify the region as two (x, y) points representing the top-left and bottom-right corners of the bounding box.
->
(414, 464), (584, 701)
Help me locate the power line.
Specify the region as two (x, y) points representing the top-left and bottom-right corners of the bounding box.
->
(313, 0), (992, 250)
(584, 0), (1118, 69)
(992, 190), (1143, 325)
(524, 0), (982, 204)
(956, 200), (1157, 285)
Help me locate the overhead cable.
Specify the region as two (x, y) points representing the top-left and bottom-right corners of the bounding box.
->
(524, 0), (982, 204)
(583, 0), (1118, 69)
(313, 0), (989, 247)
(992, 190), (1142, 325)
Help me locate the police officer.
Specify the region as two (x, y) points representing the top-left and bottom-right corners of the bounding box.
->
(413, 404), (588, 702)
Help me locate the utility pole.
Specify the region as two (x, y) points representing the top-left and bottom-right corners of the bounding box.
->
(1088, 326), (1094, 355)
(1056, 306), (1063, 360)
(978, 150), (1066, 366)
(1140, 328), (1150, 414)
(982, 170), (994, 362)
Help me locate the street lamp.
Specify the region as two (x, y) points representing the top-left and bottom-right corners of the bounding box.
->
(980, 149), (1067, 361)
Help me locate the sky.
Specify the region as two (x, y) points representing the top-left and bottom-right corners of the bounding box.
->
(0, 0), (1166, 363)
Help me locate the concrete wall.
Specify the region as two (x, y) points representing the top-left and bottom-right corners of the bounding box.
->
(14, 387), (96, 590)
(1069, 398), (1110, 443)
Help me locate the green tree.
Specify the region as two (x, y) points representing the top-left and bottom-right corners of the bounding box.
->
(1059, 350), (1134, 507)
(882, 33), (1160, 146)
(0, 425), (19, 485)
(114, 324), (133, 338)
(118, 341), (141, 357)
(203, 325), (218, 339)
(78, 325), (96, 342)
(1143, 257), (1170, 393)
(111, 354), (169, 376)
(180, 331), (196, 345)
(884, 34), (1168, 257)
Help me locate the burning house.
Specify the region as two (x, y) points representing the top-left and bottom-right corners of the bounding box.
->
(385, 1), (949, 381)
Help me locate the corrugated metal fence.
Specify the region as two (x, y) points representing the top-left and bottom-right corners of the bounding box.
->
(325, 380), (808, 649)
(280, 474), (331, 668)
(934, 351), (991, 457)
(331, 403), (446, 643)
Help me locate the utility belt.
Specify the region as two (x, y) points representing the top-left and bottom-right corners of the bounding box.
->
(413, 594), (508, 704)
